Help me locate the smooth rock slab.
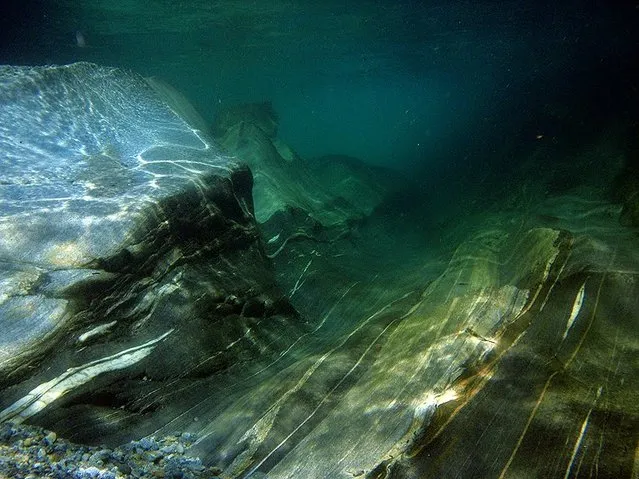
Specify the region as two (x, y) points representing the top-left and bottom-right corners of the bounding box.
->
(0, 63), (301, 441)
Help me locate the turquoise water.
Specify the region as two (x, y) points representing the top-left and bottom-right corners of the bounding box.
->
(2, 1), (636, 171)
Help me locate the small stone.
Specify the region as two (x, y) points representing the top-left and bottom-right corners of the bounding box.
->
(85, 466), (101, 478)
(44, 431), (57, 445)
(138, 437), (159, 451)
(54, 445), (69, 456)
(114, 461), (132, 475)
(36, 447), (47, 460)
(23, 437), (33, 447)
(160, 444), (177, 454)
(146, 450), (164, 462)
(109, 450), (124, 462)
(88, 449), (109, 465)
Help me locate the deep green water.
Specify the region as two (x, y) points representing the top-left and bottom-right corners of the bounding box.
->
(2, 1), (637, 173)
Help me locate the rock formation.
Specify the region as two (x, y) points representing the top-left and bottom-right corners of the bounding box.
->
(1, 63), (638, 478)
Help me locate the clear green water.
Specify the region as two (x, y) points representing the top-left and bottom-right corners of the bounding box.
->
(2, 1), (636, 172)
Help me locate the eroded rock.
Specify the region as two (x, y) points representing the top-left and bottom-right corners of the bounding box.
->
(0, 63), (303, 447)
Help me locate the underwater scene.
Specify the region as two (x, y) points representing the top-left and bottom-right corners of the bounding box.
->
(1, 1), (639, 478)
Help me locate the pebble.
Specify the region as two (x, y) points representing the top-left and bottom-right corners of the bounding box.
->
(79, 466), (101, 478)
(88, 449), (109, 465)
(0, 422), (222, 479)
(36, 447), (47, 460)
(138, 436), (159, 451)
(45, 431), (58, 445)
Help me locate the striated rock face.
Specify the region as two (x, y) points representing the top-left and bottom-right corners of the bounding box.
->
(0, 63), (303, 445)
(1, 65), (638, 479)
(213, 101), (639, 478)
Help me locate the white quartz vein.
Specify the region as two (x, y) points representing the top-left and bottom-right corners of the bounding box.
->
(78, 320), (117, 343)
(243, 292), (416, 477)
(563, 386), (602, 479)
(562, 281), (586, 340)
(289, 258), (313, 298)
(142, 285), (359, 429)
(0, 329), (173, 423)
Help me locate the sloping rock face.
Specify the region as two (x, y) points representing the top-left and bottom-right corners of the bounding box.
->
(397, 193), (639, 479)
(1, 66), (638, 479)
(0, 63), (303, 444)
(214, 191), (639, 479)
(213, 103), (639, 477)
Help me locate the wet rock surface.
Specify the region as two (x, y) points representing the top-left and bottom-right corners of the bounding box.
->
(1, 64), (638, 478)
(0, 63), (305, 449)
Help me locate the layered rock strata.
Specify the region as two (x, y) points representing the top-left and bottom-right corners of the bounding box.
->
(1, 64), (637, 479)
(0, 63), (303, 448)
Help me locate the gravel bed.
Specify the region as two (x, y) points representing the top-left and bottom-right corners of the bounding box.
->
(0, 422), (223, 479)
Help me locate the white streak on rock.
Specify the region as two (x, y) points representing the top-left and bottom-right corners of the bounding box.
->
(0, 329), (173, 423)
(78, 321), (117, 343)
(563, 282), (586, 340)
(563, 386), (602, 479)
(267, 233), (281, 245)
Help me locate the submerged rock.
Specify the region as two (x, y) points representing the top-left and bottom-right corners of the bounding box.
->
(212, 102), (400, 228)
(1, 63), (638, 478)
(0, 63), (303, 447)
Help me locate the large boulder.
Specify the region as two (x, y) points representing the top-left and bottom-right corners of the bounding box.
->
(0, 63), (303, 444)
(213, 102), (401, 229)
